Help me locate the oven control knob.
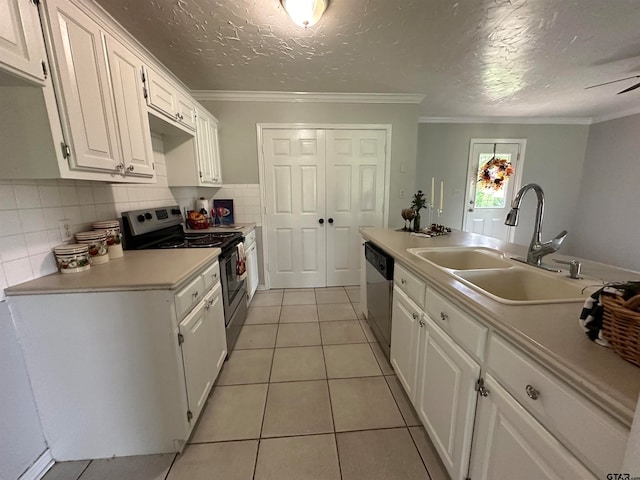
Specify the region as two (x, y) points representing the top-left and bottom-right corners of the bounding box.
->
(145, 213), (152, 220)
(171, 208), (181, 215)
(137, 214), (145, 223)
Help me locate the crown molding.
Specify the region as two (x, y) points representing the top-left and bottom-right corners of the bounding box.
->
(418, 116), (593, 125)
(191, 90), (425, 104)
(591, 105), (640, 124)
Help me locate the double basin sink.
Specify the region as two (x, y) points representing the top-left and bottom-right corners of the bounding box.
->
(407, 247), (597, 305)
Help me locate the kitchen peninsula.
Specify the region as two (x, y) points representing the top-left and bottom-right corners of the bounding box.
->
(361, 227), (640, 479)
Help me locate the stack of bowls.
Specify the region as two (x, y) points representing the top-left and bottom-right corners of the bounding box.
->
(92, 220), (123, 259)
(75, 231), (110, 264)
(53, 244), (91, 274)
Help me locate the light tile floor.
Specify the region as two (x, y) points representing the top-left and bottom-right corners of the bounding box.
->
(43, 286), (450, 480)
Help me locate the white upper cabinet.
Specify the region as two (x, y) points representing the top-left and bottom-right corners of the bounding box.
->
(41, 0), (123, 174)
(144, 65), (196, 132)
(0, 0), (47, 84)
(196, 107), (222, 186)
(104, 35), (154, 178)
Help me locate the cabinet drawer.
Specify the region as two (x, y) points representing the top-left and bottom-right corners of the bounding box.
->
(394, 263), (426, 308)
(175, 275), (206, 320)
(487, 334), (628, 478)
(175, 92), (196, 130)
(425, 287), (487, 359)
(244, 229), (256, 248)
(201, 260), (220, 291)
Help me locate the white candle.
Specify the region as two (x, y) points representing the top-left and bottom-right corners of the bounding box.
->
(439, 181), (444, 210)
(431, 177), (435, 205)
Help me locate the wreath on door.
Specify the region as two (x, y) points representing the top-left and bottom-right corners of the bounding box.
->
(478, 157), (515, 191)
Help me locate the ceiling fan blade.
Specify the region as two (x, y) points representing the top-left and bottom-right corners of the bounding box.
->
(617, 82), (640, 94)
(585, 75), (640, 89)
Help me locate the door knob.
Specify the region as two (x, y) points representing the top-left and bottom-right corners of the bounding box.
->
(319, 218), (324, 224)
(328, 218), (334, 224)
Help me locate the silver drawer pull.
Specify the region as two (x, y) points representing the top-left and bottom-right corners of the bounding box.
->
(525, 384), (540, 400)
(205, 299), (214, 309)
(440, 312), (448, 321)
(412, 313), (419, 320)
(419, 320), (425, 328)
(192, 291), (199, 298)
(213, 273), (218, 278)
(401, 278), (407, 285)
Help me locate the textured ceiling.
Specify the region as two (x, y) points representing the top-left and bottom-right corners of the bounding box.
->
(93, 0), (640, 118)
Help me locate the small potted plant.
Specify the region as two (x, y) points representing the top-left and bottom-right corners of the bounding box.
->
(411, 190), (427, 231)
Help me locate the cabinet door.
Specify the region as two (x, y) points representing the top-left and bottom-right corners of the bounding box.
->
(206, 283), (227, 381)
(176, 92), (196, 130)
(179, 297), (215, 424)
(195, 109), (214, 184)
(42, 0), (121, 173)
(144, 65), (176, 119)
(246, 242), (259, 303)
(104, 36), (155, 178)
(208, 116), (222, 185)
(0, 0), (46, 84)
(469, 374), (596, 480)
(415, 315), (480, 480)
(390, 286), (421, 402)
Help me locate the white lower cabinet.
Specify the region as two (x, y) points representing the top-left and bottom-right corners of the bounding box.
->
(415, 314), (480, 480)
(9, 258), (226, 460)
(390, 286), (421, 401)
(179, 282), (226, 423)
(387, 258), (627, 480)
(469, 374), (596, 480)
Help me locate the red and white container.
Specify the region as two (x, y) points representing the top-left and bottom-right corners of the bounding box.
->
(75, 231), (110, 265)
(92, 220), (123, 259)
(53, 244), (91, 274)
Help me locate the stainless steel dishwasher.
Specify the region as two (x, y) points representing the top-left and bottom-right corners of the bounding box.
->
(365, 242), (394, 360)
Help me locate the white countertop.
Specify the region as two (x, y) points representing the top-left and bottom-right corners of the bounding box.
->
(361, 227), (640, 426)
(5, 249), (220, 295)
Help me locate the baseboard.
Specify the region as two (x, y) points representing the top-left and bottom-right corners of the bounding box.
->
(19, 449), (54, 480)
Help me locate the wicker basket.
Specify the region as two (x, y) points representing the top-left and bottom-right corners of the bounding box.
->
(601, 294), (640, 367)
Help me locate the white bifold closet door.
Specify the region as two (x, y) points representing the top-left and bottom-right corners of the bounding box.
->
(263, 128), (387, 288)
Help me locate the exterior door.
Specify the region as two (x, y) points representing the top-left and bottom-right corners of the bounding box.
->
(325, 129), (386, 286)
(463, 141), (524, 242)
(263, 129), (327, 288)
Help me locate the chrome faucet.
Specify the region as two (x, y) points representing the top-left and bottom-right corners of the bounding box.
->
(504, 183), (567, 271)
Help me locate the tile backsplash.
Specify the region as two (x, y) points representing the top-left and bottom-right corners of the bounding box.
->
(0, 139), (262, 299)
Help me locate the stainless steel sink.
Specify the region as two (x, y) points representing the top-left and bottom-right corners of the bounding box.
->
(407, 247), (512, 270)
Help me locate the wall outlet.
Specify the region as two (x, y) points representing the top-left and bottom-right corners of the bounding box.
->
(58, 220), (72, 240)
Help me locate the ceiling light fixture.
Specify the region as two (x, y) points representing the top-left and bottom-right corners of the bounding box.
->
(281, 0), (328, 28)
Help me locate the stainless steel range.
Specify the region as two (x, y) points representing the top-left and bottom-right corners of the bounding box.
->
(121, 206), (248, 355)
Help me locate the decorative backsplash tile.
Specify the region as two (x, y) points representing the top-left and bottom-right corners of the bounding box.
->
(212, 184), (261, 224)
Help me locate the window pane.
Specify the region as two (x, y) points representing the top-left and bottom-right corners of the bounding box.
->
(474, 153), (513, 209)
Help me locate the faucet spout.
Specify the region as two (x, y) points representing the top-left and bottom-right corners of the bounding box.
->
(504, 183), (566, 271)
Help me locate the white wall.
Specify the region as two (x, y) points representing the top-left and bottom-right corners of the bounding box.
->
(0, 302), (47, 480)
(416, 123), (590, 248)
(569, 114), (640, 271)
(201, 101), (419, 229)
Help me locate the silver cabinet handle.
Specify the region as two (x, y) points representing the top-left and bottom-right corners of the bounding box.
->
(205, 298), (214, 309)
(401, 278), (407, 285)
(525, 384), (540, 400)
(213, 273), (218, 279)
(440, 312), (448, 321)
(412, 312), (419, 320)
(418, 319), (425, 328)
(192, 291), (199, 298)
(126, 165), (135, 172)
